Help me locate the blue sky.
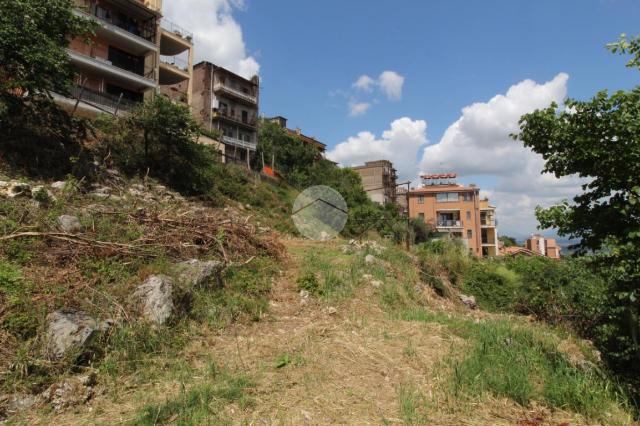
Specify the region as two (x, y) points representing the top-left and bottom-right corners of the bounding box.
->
(166, 0), (639, 236)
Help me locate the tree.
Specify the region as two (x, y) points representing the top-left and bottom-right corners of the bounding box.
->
(0, 0), (93, 101)
(95, 96), (215, 195)
(499, 235), (518, 247)
(0, 0), (95, 177)
(512, 34), (640, 379)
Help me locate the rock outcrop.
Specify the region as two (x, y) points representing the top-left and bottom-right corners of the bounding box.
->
(132, 275), (175, 325)
(44, 310), (110, 360)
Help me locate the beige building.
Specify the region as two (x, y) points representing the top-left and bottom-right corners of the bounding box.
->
(525, 235), (561, 259)
(192, 62), (259, 165)
(60, 0), (193, 116)
(408, 173), (499, 257)
(351, 160), (397, 205)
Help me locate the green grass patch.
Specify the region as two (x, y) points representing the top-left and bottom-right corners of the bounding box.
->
(400, 307), (628, 421)
(132, 367), (255, 426)
(190, 256), (277, 328)
(397, 382), (428, 425)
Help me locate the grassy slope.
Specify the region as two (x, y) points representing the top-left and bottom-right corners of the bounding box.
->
(0, 169), (633, 425)
(13, 238), (633, 426)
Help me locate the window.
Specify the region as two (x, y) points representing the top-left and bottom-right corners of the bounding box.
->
(418, 213), (425, 221)
(466, 211), (471, 221)
(436, 192), (458, 202)
(418, 195), (425, 204)
(463, 193), (473, 202)
(467, 229), (473, 239)
(242, 110), (248, 123)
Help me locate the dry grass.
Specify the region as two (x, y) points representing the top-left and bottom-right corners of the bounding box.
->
(6, 238), (633, 425)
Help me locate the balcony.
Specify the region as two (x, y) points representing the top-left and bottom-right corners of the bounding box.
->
(437, 220), (462, 228)
(68, 49), (157, 90)
(73, 9), (157, 56)
(222, 135), (257, 151)
(213, 82), (257, 105)
(213, 109), (257, 129)
(159, 55), (190, 85)
(481, 219), (497, 227)
(69, 85), (141, 113)
(161, 19), (193, 42)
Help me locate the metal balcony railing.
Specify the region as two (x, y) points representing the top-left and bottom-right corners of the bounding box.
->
(222, 135), (257, 151)
(213, 83), (257, 104)
(437, 220), (462, 228)
(160, 55), (189, 72)
(161, 18), (193, 41)
(82, 3), (157, 41)
(69, 85), (141, 113)
(213, 109), (257, 127)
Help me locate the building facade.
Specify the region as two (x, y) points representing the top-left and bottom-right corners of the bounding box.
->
(351, 160), (397, 205)
(525, 235), (561, 259)
(60, 0), (193, 116)
(192, 62), (259, 165)
(408, 173), (499, 257)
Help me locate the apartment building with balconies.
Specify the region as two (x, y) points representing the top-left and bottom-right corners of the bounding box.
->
(192, 62), (260, 165)
(408, 173), (499, 257)
(351, 160), (397, 205)
(59, 0), (193, 116)
(480, 199), (499, 257)
(525, 234), (561, 259)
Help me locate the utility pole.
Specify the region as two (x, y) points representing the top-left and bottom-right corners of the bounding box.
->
(405, 181), (411, 251)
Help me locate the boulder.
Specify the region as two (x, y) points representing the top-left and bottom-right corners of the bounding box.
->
(365, 254), (376, 264)
(51, 181), (66, 190)
(176, 259), (223, 288)
(41, 372), (96, 412)
(132, 275), (174, 325)
(57, 215), (82, 233)
(0, 393), (39, 417)
(459, 294), (477, 309)
(44, 310), (109, 360)
(5, 182), (31, 198)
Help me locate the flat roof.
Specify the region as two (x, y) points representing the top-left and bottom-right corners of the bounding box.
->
(194, 61), (258, 86)
(408, 184), (476, 194)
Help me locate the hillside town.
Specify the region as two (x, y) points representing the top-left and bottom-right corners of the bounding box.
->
(1, 0), (639, 424)
(58, 0), (560, 259)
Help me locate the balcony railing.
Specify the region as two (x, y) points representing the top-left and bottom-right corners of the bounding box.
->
(213, 83), (257, 104)
(481, 219), (497, 227)
(213, 109), (257, 128)
(67, 50), (157, 88)
(161, 18), (193, 41)
(69, 85), (141, 114)
(160, 55), (189, 72)
(437, 220), (462, 228)
(222, 135), (257, 151)
(81, 3), (157, 42)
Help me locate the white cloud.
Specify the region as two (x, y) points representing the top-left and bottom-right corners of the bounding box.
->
(378, 71), (405, 101)
(327, 118), (428, 180)
(419, 72), (586, 235)
(162, 0), (260, 79)
(348, 101), (371, 117)
(353, 75), (375, 92)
